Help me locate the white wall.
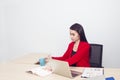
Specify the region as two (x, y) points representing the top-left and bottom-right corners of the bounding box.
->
(0, 0), (120, 68)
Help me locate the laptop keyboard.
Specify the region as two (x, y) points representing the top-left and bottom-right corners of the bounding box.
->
(71, 70), (82, 77)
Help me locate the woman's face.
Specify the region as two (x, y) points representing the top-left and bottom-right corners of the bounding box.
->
(70, 29), (80, 42)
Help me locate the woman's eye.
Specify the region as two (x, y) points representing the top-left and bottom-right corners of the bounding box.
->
(72, 34), (75, 36)
(70, 33), (75, 36)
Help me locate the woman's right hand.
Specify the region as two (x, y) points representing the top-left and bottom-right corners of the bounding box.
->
(45, 55), (52, 63)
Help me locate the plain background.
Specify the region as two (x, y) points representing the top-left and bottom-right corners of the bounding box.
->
(0, 0), (120, 68)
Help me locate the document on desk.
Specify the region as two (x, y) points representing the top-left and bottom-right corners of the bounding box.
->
(81, 68), (104, 78)
(86, 75), (105, 80)
(26, 66), (53, 77)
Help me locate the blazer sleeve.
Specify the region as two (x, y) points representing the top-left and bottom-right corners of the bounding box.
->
(65, 43), (90, 66)
(52, 42), (73, 60)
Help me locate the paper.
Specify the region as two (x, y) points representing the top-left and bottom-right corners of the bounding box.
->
(26, 66), (52, 77)
(86, 75), (105, 80)
(81, 68), (104, 78)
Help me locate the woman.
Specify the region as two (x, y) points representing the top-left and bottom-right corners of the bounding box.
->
(52, 23), (90, 67)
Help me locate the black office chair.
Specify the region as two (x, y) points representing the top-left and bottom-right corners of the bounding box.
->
(89, 44), (103, 68)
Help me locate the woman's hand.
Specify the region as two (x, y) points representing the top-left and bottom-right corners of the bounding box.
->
(45, 55), (52, 63)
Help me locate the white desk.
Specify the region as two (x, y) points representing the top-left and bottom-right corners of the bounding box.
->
(0, 53), (120, 80)
(0, 63), (86, 80)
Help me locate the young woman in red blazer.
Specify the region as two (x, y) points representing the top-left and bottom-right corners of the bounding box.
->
(51, 23), (90, 67)
(39, 23), (90, 67)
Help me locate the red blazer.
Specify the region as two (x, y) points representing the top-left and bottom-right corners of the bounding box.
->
(52, 41), (90, 67)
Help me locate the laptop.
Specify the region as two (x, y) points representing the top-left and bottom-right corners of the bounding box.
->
(46, 59), (82, 78)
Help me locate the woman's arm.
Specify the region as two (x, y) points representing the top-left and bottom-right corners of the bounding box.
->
(52, 42), (73, 60)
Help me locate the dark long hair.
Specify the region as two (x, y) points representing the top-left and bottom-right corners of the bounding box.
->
(70, 23), (88, 42)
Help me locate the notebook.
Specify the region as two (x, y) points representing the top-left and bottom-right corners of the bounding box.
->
(46, 59), (82, 78)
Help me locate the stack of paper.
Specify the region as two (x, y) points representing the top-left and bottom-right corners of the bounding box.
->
(81, 68), (104, 78)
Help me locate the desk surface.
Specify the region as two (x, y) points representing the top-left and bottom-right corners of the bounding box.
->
(0, 53), (120, 80)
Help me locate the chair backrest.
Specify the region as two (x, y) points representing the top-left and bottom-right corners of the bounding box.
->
(89, 44), (103, 67)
